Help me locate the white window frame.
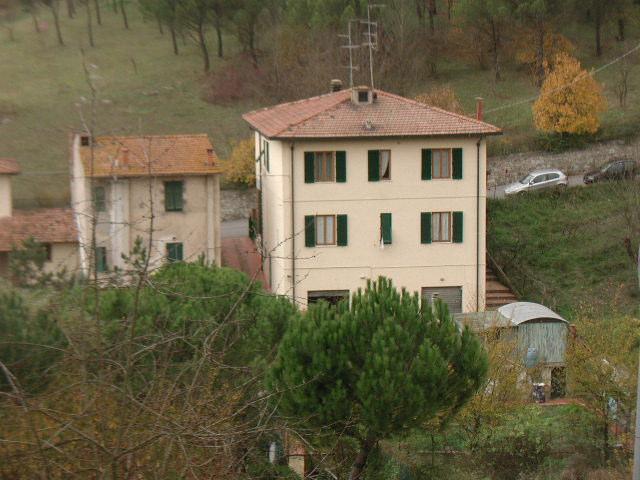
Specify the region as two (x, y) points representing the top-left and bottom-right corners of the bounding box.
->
(432, 212), (452, 242)
(315, 214), (336, 246)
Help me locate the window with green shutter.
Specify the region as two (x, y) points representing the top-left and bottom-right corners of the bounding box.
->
(452, 211), (464, 243)
(368, 150), (380, 182)
(337, 214), (348, 246)
(166, 242), (184, 262)
(452, 148), (463, 179)
(304, 152), (315, 183)
(164, 181), (183, 212)
(336, 151), (346, 182)
(95, 246), (107, 272)
(380, 213), (392, 245)
(421, 212), (432, 244)
(304, 215), (316, 247)
(421, 149), (432, 180)
(93, 186), (106, 212)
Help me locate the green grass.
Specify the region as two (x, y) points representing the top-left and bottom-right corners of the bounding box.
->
(1, 6), (640, 208)
(488, 182), (640, 318)
(0, 6), (255, 208)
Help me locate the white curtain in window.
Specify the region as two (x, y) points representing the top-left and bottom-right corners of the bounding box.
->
(432, 213), (441, 241)
(325, 215), (335, 244)
(316, 216), (326, 244)
(442, 212), (450, 241)
(379, 150), (390, 178)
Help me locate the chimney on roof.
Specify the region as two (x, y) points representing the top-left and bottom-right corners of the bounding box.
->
(330, 79), (343, 92)
(80, 134), (91, 147)
(476, 97), (484, 121)
(121, 147), (129, 166)
(206, 148), (214, 165)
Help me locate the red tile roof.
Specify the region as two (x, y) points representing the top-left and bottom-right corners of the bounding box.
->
(0, 158), (20, 174)
(243, 88), (502, 138)
(0, 208), (78, 251)
(79, 134), (223, 178)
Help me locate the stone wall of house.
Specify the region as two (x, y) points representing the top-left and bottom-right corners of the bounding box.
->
(220, 188), (257, 221)
(488, 138), (640, 187)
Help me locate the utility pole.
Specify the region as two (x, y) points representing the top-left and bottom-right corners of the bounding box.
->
(633, 244), (640, 480)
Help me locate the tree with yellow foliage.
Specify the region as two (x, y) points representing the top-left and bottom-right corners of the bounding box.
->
(223, 137), (255, 187)
(533, 52), (606, 135)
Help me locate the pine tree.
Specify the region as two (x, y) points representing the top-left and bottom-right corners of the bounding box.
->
(533, 52), (606, 135)
(267, 277), (488, 480)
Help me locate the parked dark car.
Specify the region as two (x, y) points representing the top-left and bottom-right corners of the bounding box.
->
(583, 159), (638, 184)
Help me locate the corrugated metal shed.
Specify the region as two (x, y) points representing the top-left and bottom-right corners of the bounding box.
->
(498, 302), (567, 326)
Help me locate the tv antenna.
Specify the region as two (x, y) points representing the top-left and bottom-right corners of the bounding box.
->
(339, 19), (360, 88)
(360, 3), (384, 90)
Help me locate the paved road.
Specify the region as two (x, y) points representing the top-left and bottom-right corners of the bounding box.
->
(490, 175), (584, 199)
(221, 218), (249, 238)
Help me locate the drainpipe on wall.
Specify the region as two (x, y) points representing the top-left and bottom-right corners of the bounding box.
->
(290, 143), (296, 303)
(476, 136), (484, 312)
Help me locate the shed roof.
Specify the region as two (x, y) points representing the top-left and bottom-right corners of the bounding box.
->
(498, 302), (567, 326)
(0, 208), (78, 251)
(0, 158), (20, 175)
(243, 88), (502, 139)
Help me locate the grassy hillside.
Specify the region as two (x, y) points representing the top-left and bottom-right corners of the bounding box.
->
(488, 182), (640, 317)
(1, 5), (640, 209)
(0, 6), (254, 208)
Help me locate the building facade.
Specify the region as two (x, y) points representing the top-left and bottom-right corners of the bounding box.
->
(243, 86), (501, 312)
(70, 134), (223, 277)
(0, 158), (79, 277)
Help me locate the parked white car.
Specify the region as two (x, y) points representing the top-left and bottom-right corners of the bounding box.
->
(504, 168), (569, 195)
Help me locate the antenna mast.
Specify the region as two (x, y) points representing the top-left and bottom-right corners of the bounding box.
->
(361, 3), (384, 90)
(339, 19), (360, 88)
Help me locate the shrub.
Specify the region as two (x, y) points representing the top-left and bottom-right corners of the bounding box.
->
(476, 407), (555, 480)
(223, 137), (256, 187)
(415, 85), (465, 114)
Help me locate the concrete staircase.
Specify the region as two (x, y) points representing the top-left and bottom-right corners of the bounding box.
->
(486, 266), (518, 309)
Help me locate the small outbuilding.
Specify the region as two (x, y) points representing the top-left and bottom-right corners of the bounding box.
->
(457, 302), (570, 400)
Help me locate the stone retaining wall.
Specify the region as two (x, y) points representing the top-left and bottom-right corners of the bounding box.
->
(488, 138), (640, 186)
(221, 188), (257, 221)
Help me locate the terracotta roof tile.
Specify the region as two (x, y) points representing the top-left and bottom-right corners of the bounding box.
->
(0, 158), (20, 174)
(79, 134), (223, 178)
(243, 88), (501, 138)
(0, 208), (78, 251)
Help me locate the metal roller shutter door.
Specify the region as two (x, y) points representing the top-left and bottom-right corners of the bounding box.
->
(421, 286), (463, 314)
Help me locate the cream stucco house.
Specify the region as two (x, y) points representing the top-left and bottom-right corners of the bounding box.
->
(70, 134), (223, 276)
(243, 86), (501, 312)
(0, 158), (79, 277)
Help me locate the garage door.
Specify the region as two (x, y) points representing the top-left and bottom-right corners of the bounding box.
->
(421, 287), (463, 314)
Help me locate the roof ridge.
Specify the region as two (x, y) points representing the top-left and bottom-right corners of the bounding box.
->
(275, 93), (351, 137)
(94, 134), (211, 141)
(376, 90), (501, 131)
(242, 89), (349, 118)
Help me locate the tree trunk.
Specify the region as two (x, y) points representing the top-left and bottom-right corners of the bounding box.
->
(616, 18), (625, 42)
(169, 24), (178, 55)
(120, 0), (129, 30)
(349, 436), (377, 480)
(50, 1), (65, 46)
(86, 0), (94, 47)
(31, 9), (41, 33)
(157, 16), (164, 35)
(214, 16), (223, 58)
(112, 0), (117, 13)
(66, 0), (75, 18)
(93, 0), (101, 26)
(197, 23), (210, 72)
(491, 21), (501, 82)
(535, 24), (545, 87)
(603, 407), (609, 465)
(427, 0), (436, 35)
(594, 8), (602, 56)
(248, 28), (258, 67)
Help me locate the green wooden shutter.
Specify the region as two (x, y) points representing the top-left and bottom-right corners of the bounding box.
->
(453, 211), (463, 243)
(304, 152), (315, 183)
(304, 215), (316, 247)
(337, 214), (348, 246)
(452, 148), (463, 179)
(165, 181), (183, 211)
(421, 149), (432, 180)
(381, 213), (392, 245)
(421, 212), (432, 244)
(167, 242), (184, 261)
(336, 151), (346, 183)
(368, 150), (380, 182)
(93, 186), (106, 212)
(95, 247), (107, 272)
